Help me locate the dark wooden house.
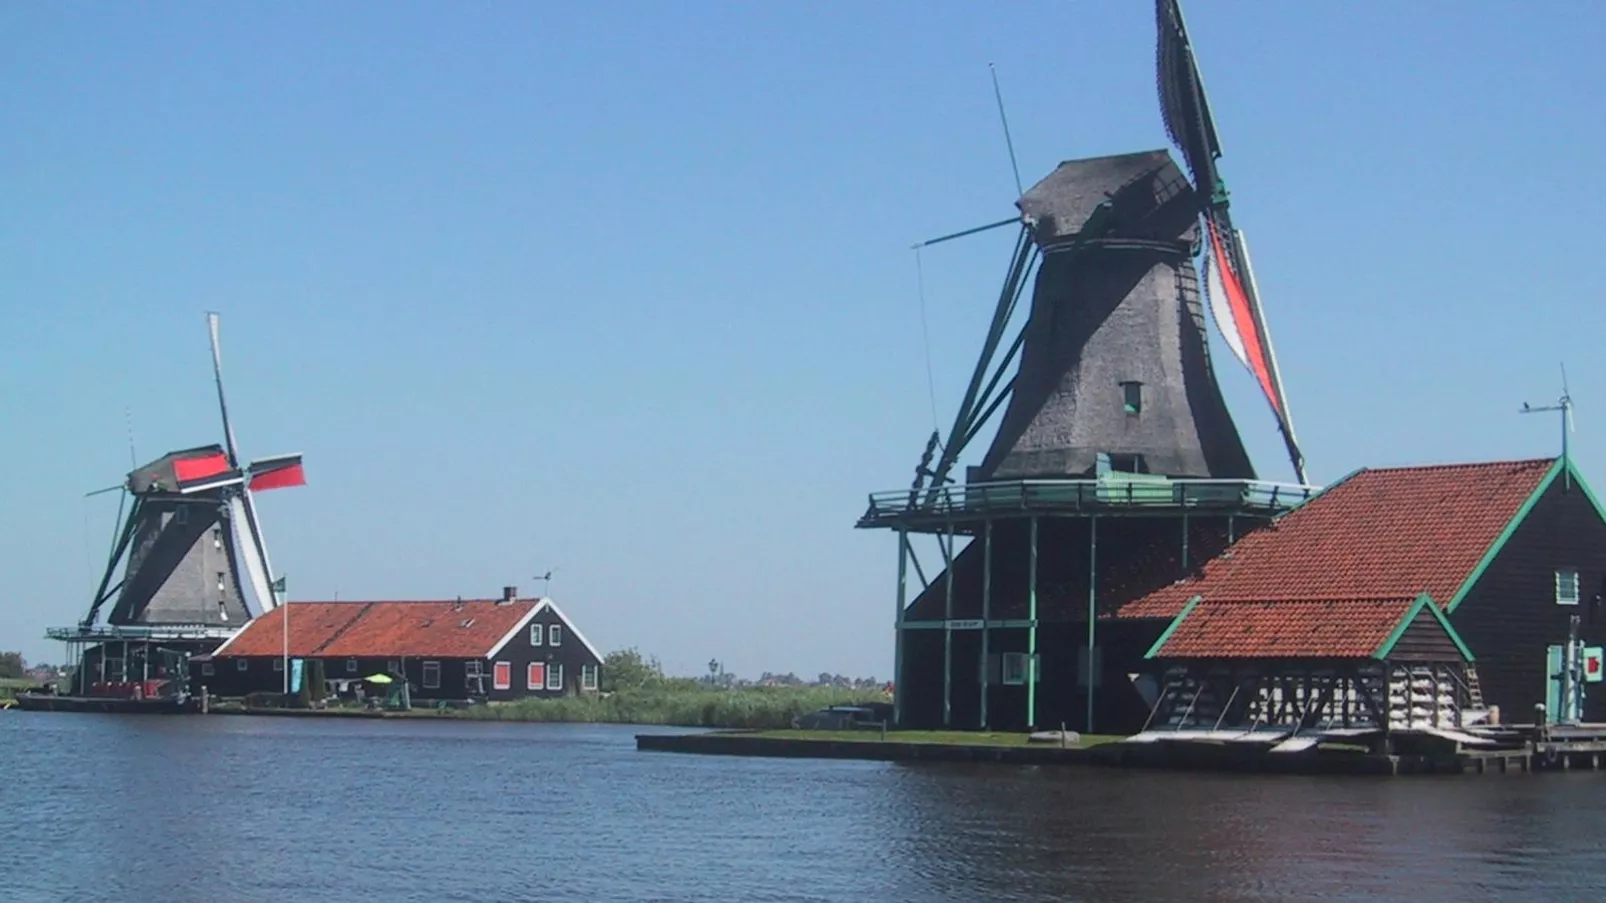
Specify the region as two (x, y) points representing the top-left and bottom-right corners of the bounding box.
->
(197, 589), (604, 703)
(1120, 457), (1606, 727)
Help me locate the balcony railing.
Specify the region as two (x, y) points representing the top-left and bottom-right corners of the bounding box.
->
(859, 476), (1319, 526)
(46, 624), (240, 643)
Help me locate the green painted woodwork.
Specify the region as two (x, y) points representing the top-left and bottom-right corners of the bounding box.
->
(1143, 595), (1202, 659)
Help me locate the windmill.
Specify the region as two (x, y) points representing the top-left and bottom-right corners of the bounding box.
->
(54, 313), (306, 699)
(860, 0), (1314, 734)
(904, 0), (1305, 505)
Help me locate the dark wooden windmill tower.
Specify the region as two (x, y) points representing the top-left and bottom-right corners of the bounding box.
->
(858, 0), (1315, 734)
(42, 313), (305, 708)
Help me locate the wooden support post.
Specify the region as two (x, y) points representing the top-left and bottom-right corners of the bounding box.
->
(1180, 512), (1189, 571)
(1086, 516), (1098, 736)
(980, 519), (993, 730)
(1027, 515), (1039, 730)
(894, 529), (908, 727)
(942, 522), (955, 727)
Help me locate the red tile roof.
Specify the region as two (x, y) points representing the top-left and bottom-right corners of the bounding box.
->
(1149, 596), (1420, 658)
(1119, 458), (1557, 620)
(213, 599), (539, 659)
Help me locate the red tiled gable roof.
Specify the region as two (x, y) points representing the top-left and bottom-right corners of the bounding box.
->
(214, 599), (539, 658)
(1119, 458), (1557, 619)
(1150, 596), (1419, 658)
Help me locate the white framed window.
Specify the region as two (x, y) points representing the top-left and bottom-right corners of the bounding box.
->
(345, 658), (358, 673)
(581, 663), (598, 691)
(549, 625), (563, 647)
(236, 659), (248, 672)
(1558, 569), (1581, 605)
(530, 623), (544, 646)
(272, 658), (284, 672)
(493, 661), (511, 690)
(422, 661), (441, 689)
(527, 662), (546, 690)
(546, 663), (563, 691)
(201, 662), (215, 676)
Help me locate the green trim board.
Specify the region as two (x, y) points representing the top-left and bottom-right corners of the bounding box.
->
(1372, 593), (1476, 662)
(1567, 460), (1606, 524)
(1143, 595), (1202, 659)
(900, 619), (1037, 630)
(1441, 458), (1602, 613)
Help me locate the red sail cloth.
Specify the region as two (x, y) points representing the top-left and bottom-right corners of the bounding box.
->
(250, 462), (306, 491)
(1207, 222), (1280, 416)
(173, 453), (231, 482)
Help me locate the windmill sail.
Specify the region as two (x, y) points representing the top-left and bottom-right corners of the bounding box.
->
(1156, 0), (1306, 484)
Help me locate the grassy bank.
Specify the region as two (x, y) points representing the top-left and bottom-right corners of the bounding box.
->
(739, 729), (1123, 747)
(0, 678), (33, 701)
(453, 686), (888, 729)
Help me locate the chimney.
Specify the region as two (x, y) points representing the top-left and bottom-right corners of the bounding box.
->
(501, 585), (518, 604)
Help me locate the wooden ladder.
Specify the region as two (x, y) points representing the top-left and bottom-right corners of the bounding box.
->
(1464, 664), (1487, 710)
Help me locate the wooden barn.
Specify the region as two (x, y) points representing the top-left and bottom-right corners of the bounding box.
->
(196, 589), (604, 703)
(1121, 457), (1606, 730)
(1135, 594), (1478, 750)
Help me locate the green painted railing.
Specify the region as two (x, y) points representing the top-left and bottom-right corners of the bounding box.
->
(860, 477), (1318, 523)
(46, 624), (240, 642)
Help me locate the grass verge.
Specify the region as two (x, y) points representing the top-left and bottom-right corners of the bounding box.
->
(737, 729), (1124, 747)
(450, 686), (888, 730)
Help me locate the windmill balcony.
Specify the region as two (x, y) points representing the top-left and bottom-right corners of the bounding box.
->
(857, 476), (1318, 533)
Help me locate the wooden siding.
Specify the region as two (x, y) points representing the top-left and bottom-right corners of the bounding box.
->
(1385, 607), (1465, 663)
(899, 620), (1165, 733)
(1449, 477), (1606, 721)
(482, 605), (602, 702)
(903, 515), (1254, 623)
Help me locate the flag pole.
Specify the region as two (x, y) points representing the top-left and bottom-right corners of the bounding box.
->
(279, 576), (289, 695)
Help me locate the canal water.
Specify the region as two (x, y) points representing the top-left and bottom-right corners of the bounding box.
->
(3, 714), (1606, 902)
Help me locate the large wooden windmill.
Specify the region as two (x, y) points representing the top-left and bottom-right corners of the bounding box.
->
(41, 313), (305, 708)
(858, 0), (1315, 734)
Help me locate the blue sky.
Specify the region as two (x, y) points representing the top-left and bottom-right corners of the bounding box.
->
(2, 2), (1602, 675)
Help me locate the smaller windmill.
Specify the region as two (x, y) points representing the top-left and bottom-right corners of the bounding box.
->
(53, 313), (306, 697)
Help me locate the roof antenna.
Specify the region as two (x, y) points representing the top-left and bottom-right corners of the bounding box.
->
(1520, 363), (1575, 490)
(989, 62), (1025, 199)
(533, 569), (557, 599)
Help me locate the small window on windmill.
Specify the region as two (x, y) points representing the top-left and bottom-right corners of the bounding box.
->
(216, 572), (226, 592)
(174, 506), (189, 526)
(1120, 381), (1143, 415)
(1558, 569), (1581, 605)
(212, 527), (222, 550)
